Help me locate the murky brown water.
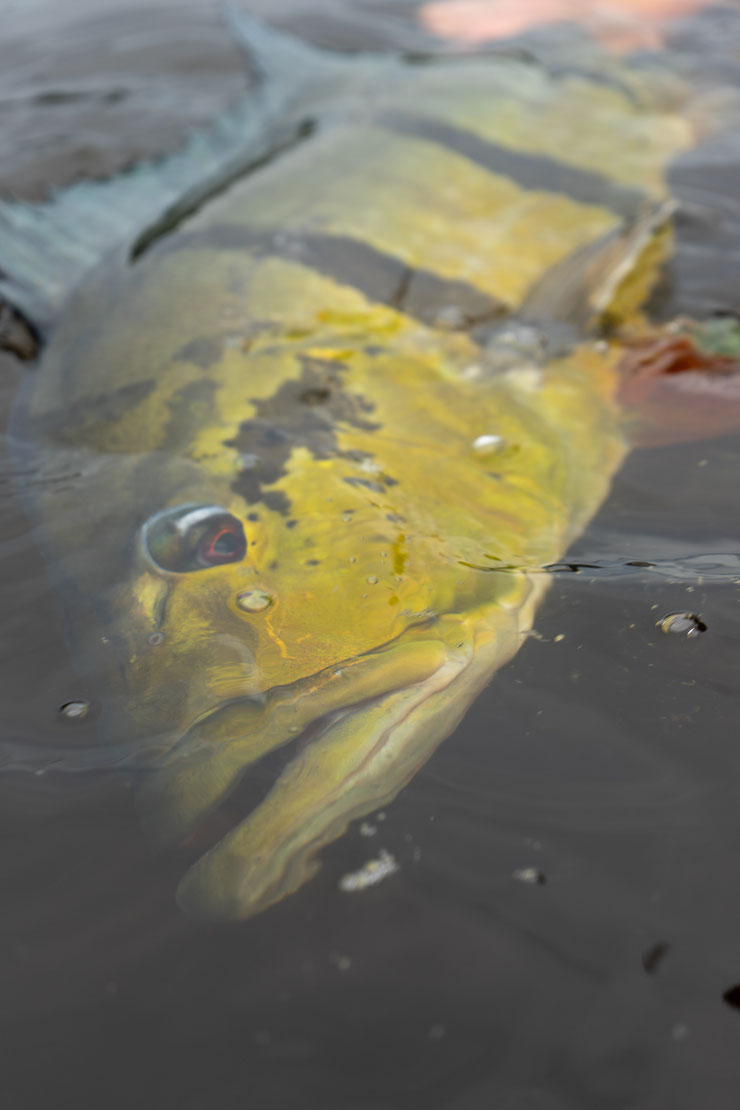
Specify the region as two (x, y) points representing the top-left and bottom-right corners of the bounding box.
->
(3, 3), (740, 1107)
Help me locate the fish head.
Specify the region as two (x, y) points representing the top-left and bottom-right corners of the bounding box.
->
(20, 313), (558, 923)
(18, 239), (628, 921)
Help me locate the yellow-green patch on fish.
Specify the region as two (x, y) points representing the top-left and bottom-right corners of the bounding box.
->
(4, 13), (706, 920)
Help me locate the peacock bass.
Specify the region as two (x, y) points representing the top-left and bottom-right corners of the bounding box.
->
(2, 12), (710, 921)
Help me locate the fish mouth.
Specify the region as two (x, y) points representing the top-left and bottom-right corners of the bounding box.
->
(134, 579), (542, 922)
(135, 627), (462, 921)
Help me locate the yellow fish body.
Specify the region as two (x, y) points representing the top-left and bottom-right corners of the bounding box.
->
(10, 26), (696, 920)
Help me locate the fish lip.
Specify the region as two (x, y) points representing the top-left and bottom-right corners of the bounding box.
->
(174, 640), (475, 923)
(175, 619), (441, 757)
(138, 623), (447, 849)
(176, 707), (343, 862)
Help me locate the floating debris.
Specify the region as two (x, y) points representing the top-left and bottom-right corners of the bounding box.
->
(658, 612), (707, 638)
(59, 700), (90, 720)
(359, 822), (377, 837)
(642, 941), (670, 973)
(547, 553), (740, 582)
(723, 984), (740, 1010)
(339, 849), (398, 892)
(512, 867), (546, 886)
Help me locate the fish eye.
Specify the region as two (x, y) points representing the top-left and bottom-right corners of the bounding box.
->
(142, 504), (247, 573)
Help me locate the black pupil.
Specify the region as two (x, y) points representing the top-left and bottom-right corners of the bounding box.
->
(209, 530), (239, 557)
(200, 521), (246, 565)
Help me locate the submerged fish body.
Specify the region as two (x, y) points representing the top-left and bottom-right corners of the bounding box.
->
(13, 36), (695, 920)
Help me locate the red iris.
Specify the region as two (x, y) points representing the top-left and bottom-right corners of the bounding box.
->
(199, 523), (246, 566)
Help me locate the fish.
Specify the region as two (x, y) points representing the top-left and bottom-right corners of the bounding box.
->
(0, 11), (725, 921)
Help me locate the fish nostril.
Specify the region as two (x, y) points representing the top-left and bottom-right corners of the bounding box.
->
(235, 589), (273, 613)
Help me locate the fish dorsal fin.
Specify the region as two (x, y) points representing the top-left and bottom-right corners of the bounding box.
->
(519, 200), (676, 332)
(224, 6), (353, 84)
(0, 10), (380, 335)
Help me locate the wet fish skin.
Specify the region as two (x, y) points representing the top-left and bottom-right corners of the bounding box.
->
(17, 49), (692, 920)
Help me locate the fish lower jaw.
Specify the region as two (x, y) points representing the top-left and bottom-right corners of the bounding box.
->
(174, 659), (468, 923)
(142, 597), (538, 922)
(136, 632), (457, 850)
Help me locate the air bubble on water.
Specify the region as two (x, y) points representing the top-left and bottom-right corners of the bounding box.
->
(59, 701), (89, 720)
(236, 589), (273, 613)
(658, 612), (707, 638)
(512, 867), (546, 885)
(366, 575), (378, 584)
(472, 433), (504, 455)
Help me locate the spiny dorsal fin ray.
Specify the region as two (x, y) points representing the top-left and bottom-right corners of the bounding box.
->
(519, 200), (676, 332)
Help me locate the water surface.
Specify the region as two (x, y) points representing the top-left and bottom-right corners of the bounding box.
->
(2, 2), (740, 1107)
